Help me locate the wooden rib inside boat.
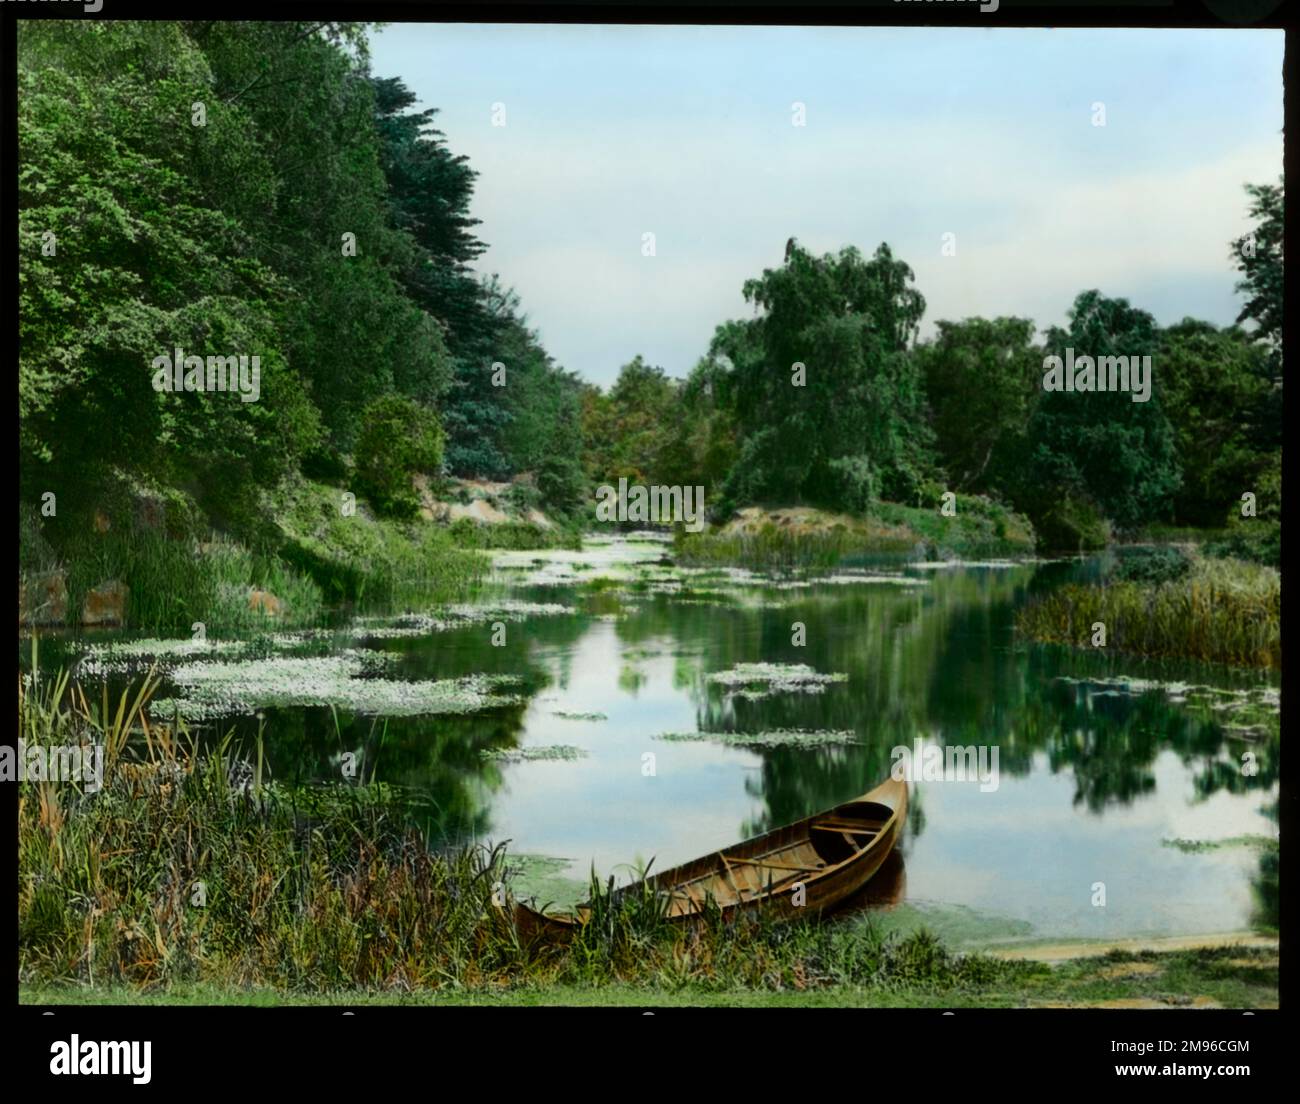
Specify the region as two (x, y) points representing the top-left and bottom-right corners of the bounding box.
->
(513, 774), (907, 939)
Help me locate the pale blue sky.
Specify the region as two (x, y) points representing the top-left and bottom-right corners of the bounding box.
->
(371, 25), (1283, 388)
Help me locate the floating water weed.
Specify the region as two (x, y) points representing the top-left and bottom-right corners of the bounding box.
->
(150, 654), (524, 721)
(706, 662), (849, 699)
(481, 745), (587, 763)
(656, 728), (860, 749)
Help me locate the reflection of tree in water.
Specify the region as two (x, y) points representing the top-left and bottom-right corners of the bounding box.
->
(645, 561), (1278, 836)
(737, 743), (898, 839)
(1035, 670), (1279, 813)
(1037, 686), (1165, 810)
(219, 699), (533, 844)
(187, 613), (570, 845)
(168, 560), (1279, 849)
(675, 567), (1037, 836)
(1253, 842), (1279, 932)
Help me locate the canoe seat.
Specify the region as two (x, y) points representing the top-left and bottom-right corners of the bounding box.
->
(813, 817), (885, 834)
(809, 818), (883, 862)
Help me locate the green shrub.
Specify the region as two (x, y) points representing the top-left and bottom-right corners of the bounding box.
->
(1111, 545), (1191, 585)
(675, 524), (856, 571)
(447, 516), (579, 551)
(1245, 456), (1281, 523)
(1205, 520), (1281, 568)
(536, 450), (588, 520)
(1033, 493), (1111, 552)
(505, 479), (542, 514)
(19, 504), (58, 573)
(354, 395), (445, 519)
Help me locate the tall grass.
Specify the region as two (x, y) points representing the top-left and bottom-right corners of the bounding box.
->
(1015, 555), (1281, 668)
(31, 528), (326, 631)
(19, 659), (1024, 996)
(446, 516), (582, 551)
(675, 525), (861, 571)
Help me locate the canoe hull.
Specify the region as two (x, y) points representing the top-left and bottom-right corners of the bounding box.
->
(514, 775), (907, 938)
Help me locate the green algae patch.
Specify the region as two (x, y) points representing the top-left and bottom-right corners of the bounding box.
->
(1054, 675), (1279, 741)
(504, 854), (589, 910)
(859, 901), (1037, 952)
(352, 600), (576, 639)
(78, 636), (254, 676)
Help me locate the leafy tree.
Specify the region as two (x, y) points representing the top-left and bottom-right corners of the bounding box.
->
(435, 275), (517, 479)
(708, 241), (935, 511)
(915, 317), (1041, 492)
(18, 19), (582, 547)
(370, 76), (489, 348)
(1158, 319), (1274, 526)
(1230, 179), (1283, 377)
(1017, 290), (1181, 534)
(655, 357), (739, 497)
(354, 395), (445, 518)
(18, 23), (319, 525)
(368, 76), (524, 479)
(485, 290), (587, 516)
(192, 22), (451, 450)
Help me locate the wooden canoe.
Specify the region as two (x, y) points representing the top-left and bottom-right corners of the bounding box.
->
(514, 775), (907, 939)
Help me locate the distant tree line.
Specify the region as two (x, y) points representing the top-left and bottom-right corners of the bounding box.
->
(584, 189), (1281, 550)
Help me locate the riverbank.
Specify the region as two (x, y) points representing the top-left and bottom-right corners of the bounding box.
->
(674, 496), (1037, 570)
(17, 677), (993, 996)
(18, 475), (576, 631)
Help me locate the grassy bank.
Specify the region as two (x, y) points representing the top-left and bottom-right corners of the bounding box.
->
(18, 667), (1018, 1000)
(675, 496), (1036, 570)
(22, 521), (328, 631)
(19, 474), (566, 630)
(1015, 554), (1281, 668)
(1127, 520), (1281, 570)
(444, 516), (582, 552)
(19, 942), (1279, 1007)
(270, 478), (488, 611)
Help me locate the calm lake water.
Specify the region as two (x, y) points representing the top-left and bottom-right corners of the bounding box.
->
(30, 538), (1280, 948)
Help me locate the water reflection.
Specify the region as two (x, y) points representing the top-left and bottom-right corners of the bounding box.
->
(27, 555), (1279, 941)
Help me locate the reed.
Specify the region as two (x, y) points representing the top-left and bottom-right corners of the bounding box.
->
(26, 526), (326, 631)
(446, 517), (582, 551)
(675, 525), (859, 571)
(1015, 555), (1280, 668)
(278, 508), (487, 611)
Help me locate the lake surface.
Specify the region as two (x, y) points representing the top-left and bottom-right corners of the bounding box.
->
(30, 536), (1280, 948)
